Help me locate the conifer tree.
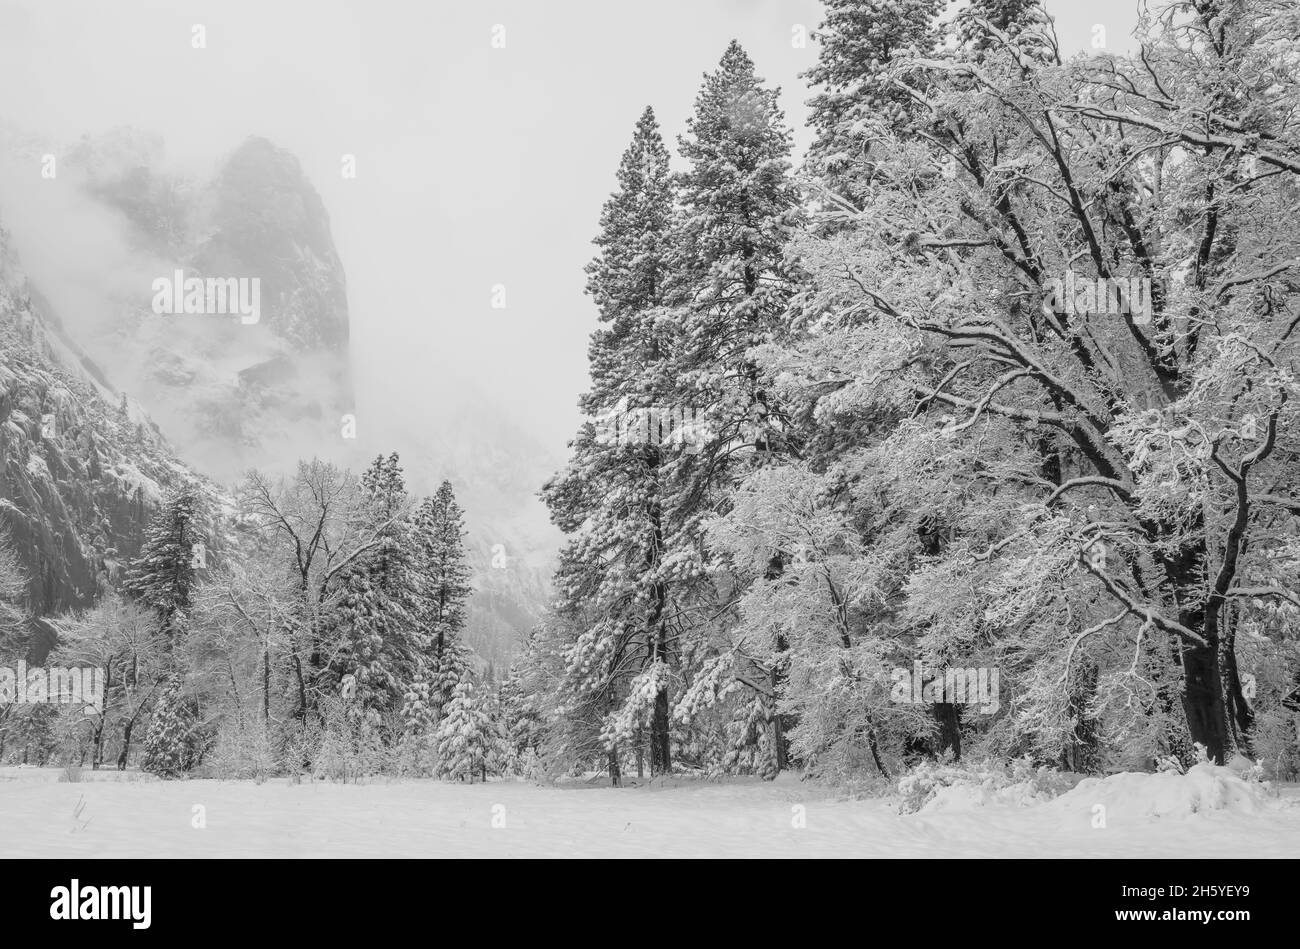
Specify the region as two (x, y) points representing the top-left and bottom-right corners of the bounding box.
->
(497, 659), (544, 773)
(123, 487), (203, 639)
(671, 41), (803, 404)
(666, 41), (804, 483)
(433, 680), (504, 782)
(141, 679), (197, 778)
(328, 454), (424, 713)
(410, 480), (474, 723)
(415, 482), (472, 661)
(543, 106), (681, 778)
(662, 42), (804, 774)
(804, 0), (944, 161)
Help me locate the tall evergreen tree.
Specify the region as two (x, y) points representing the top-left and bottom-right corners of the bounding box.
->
(543, 106), (681, 778)
(411, 480), (474, 723)
(801, 0), (947, 210)
(328, 454), (424, 713)
(804, 0), (944, 156)
(123, 487), (203, 639)
(498, 657), (544, 773)
(433, 680), (504, 782)
(671, 42), (803, 407)
(663, 41), (804, 774)
(141, 678), (198, 778)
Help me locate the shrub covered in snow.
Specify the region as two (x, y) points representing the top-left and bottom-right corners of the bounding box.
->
(141, 680), (202, 779)
(434, 681), (506, 782)
(1053, 763), (1273, 825)
(309, 696), (393, 783)
(897, 758), (1077, 814)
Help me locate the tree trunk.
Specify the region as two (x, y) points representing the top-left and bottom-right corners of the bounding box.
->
(1180, 641), (1229, 762)
(1160, 525), (1233, 763)
(770, 663), (789, 777)
(291, 650), (308, 721)
(91, 718), (104, 770)
(1062, 662), (1101, 773)
(770, 700), (788, 775)
(650, 685), (671, 777)
(92, 661), (113, 770)
(117, 718), (135, 771)
(608, 745), (622, 787)
(1220, 601), (1254, 754)
(868, 727), (890, 779)
(768, 635), (790, 776)
(644, 482), (673, 778)
(934, 702), (962, 761)
(263, 645), (271, 728)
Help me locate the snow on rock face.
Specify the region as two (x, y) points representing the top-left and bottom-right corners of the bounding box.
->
(57, 131), (354, 483)
(0, 232), (221, 629)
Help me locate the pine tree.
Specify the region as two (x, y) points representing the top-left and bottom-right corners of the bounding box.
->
(804, 0), (944, 164)
(123, 487), (203, 639)
(433, 680), (503, 782)
(328, 454), (424, 714)
(411, 481), (474, 722)
(542, 107), (682, 779)
(426, 634), (472, 720)
(498, 658), (544, 774)
(955, 0), (1049, 56)
(141, 679), (197, 778)
(668, 40), (803, 472)
(663, 41), (804, 775)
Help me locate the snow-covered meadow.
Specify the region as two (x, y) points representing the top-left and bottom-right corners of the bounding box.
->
(2, 765), (1297, 859)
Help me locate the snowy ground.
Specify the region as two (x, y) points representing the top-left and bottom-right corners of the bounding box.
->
(1, 766), (1297, 858)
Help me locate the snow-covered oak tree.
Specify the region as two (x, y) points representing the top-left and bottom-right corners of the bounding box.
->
(756, 0), (1300, 764)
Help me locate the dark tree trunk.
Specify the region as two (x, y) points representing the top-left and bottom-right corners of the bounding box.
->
(868, 728), (890, 779)
(770, 666), (789, 776)
(644, 479), (673, 778)
(650, 685), (671, 777)
(771, 703), (788, 774)
(91, 720), (105, 769)
(768, 635), (790, 777)
(1062, 662), (1101, 773)
(291, 650), (308, 721)
(117, 719), (135, 771)
(263, 645), (271, 728)
(1221, 618), (1254, 753)
(934, 702), (962, 761)
(1159, 520), (1234, 763)
(608, 745), (622, 788)
(91, 662), (112, 770)
(1180, 642), (1229, 762)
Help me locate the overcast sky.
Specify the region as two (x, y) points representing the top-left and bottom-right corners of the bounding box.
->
(0, 0), (1141, 461)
